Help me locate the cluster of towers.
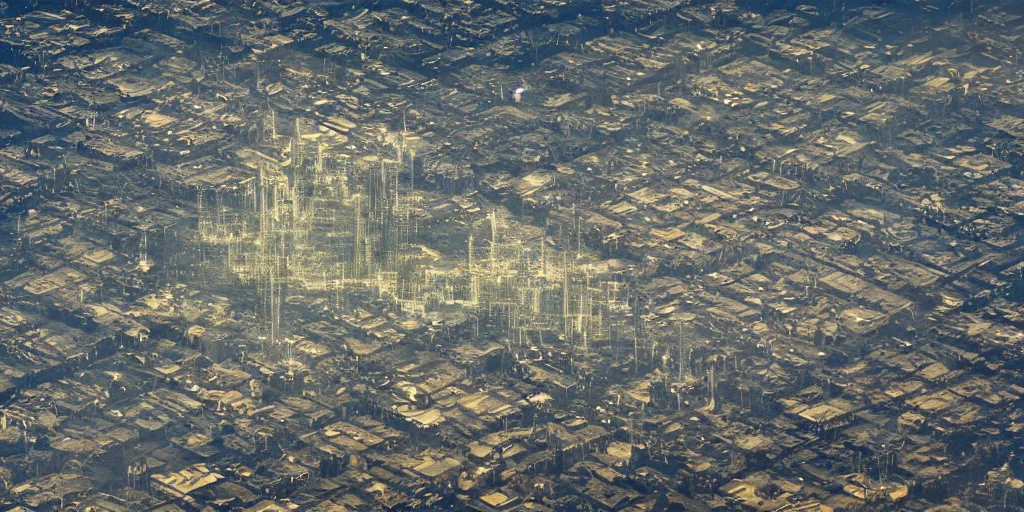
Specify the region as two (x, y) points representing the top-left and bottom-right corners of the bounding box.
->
(459, 210), (633, 356)
(196, 120), (634, 356)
